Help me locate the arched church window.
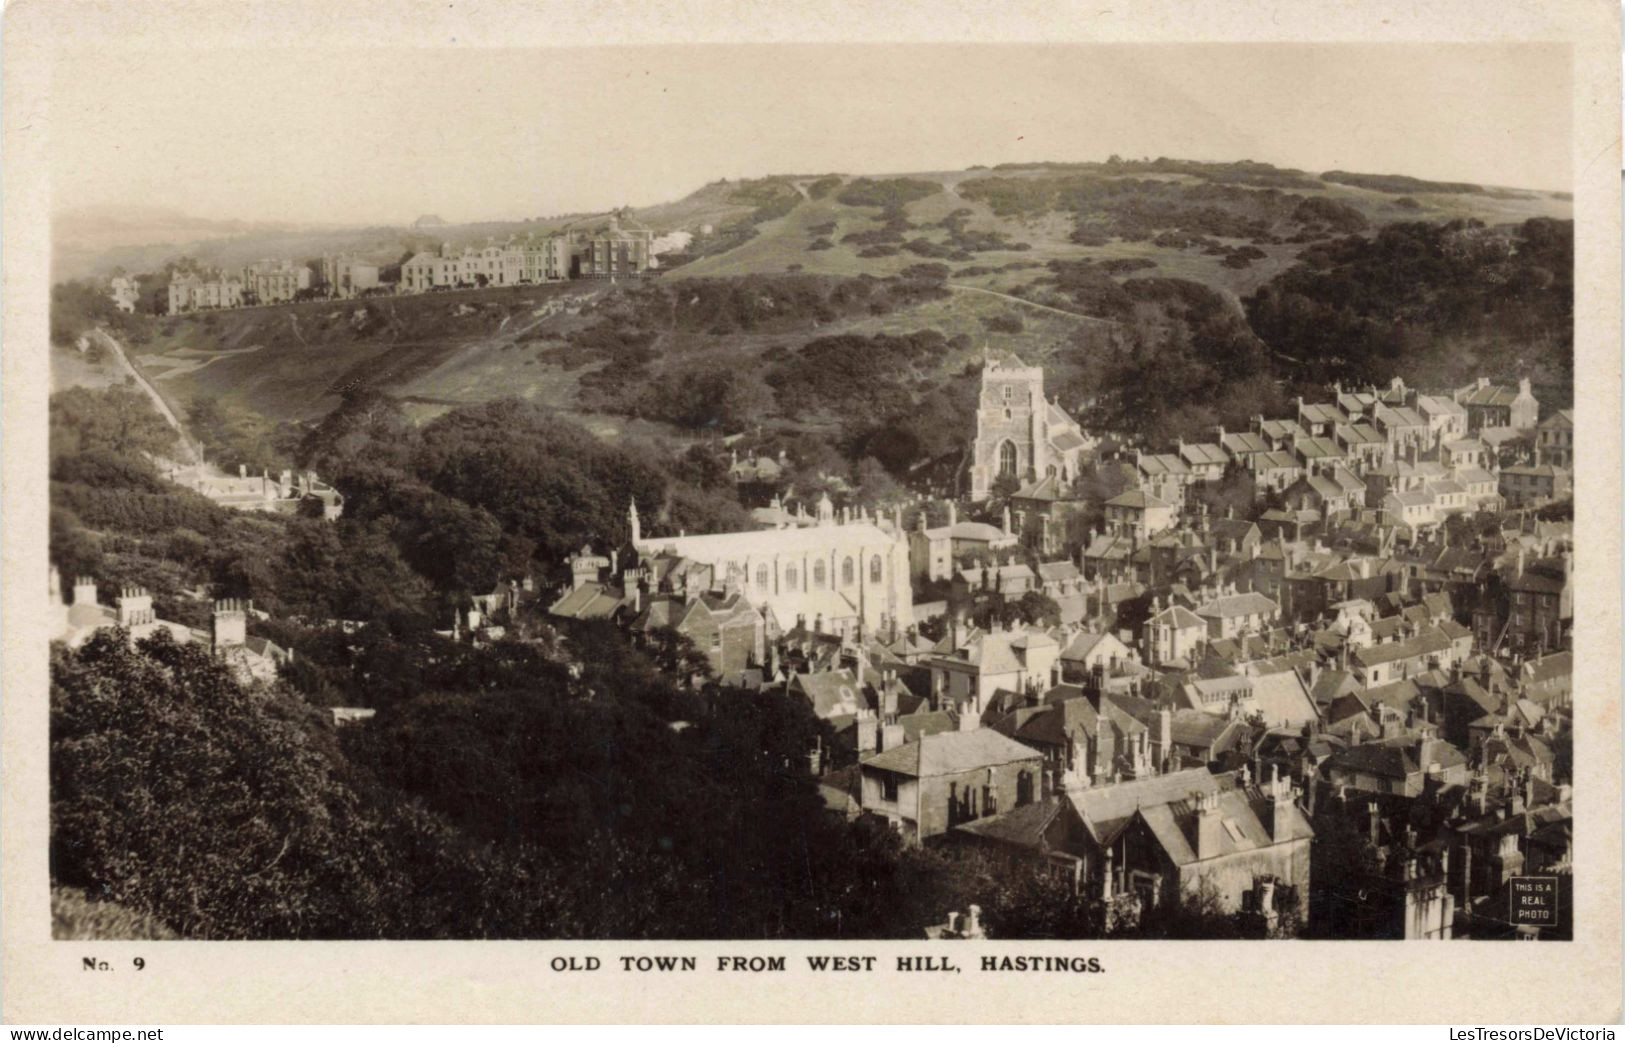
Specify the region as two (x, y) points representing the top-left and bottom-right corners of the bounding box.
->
(813, 561), (826, 589)
(842, 557), (855, 586)
(999, 440), (1018, 477)
(785, 566), (798, 591)
(870, 555), (883, 584)
(756, 565), (769, 589)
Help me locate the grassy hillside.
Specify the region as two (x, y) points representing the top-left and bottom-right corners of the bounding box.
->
(80, 282), (610, 423)
(50, 157), (1573, 463)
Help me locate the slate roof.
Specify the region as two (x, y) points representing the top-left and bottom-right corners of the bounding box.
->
(1168, 710), (1238, 750)
(1221, 432), (1270, 456)
(1298, 402), (1346, 426)
(1327, 736), (1465, 779)
(1107, 489), (1173, 510)
(1457, 383), (1521, 407)
(549, 582), (626, 620)
(1151, 605), (1206, 630)
(1052, 429), (1089, 452)
(1180, 442), (1229, 467)
(1178, 670), (1318, 726)
(1137, 454), (1191, 478)
(1195, 591), (1279, 619)
(1068, 767), (1230, 846)
(1036, 560), (1081, 583)
(862, 729), (1042, 778)
(1059, 629), (1124, 662)
(1012, 475), (1071, 502)
(1351, 627), (1453, 669)
(1257, 419), (1307, 443)
(1336, 423), (1385, 446)
(952, 798), (1065, 848)
(1138, 785), (1315, 866)
(1251, 450), (1300, 471)
(1294, 437), (1344, 461)
(792, 669), (864, 718)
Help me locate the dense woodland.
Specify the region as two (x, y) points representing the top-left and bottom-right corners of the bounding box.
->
(49, 385), (1276, 939)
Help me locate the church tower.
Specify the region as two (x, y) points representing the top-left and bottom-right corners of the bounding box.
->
(969, 353), (1050, 501)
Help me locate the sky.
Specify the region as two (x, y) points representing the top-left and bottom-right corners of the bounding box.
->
(48, 42), (1573, 226)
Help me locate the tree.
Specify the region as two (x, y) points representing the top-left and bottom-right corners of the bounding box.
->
(50, 387), (177, 463)
(52, 630), (399, 938)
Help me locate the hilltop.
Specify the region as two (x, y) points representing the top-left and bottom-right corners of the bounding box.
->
(51, 157), (1573, 469)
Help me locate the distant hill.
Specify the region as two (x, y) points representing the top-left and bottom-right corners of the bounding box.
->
(50, 157), (1573, 458)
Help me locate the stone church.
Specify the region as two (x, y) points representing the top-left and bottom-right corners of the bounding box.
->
(968, 352), (1091, 501)
(628, 495), (915, 641)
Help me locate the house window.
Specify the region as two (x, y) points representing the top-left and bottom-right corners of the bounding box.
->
(881, 775), (898, 802)
(870, 555), (883, 583)
(813, 561), (826, 589)
(842, 557), (855, 586)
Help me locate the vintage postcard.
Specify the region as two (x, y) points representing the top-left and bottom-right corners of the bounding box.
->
(2, 0), (1620, 1026)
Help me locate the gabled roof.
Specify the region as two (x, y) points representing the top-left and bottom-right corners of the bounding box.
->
(1137, 454), (1191, 478)
(1195, 591), (1279, 619)
(952, 798), (1067, 849)
(1106, 489), (1173, 510)
(1051, 429), (1089, 453)
(1257, 419), (1307, 442)
(1327, 736), (1465, 779)
(1373, 404), (1427, 429)
(791, 669), (864, 718)
(549, 582), (626, 620)
(1067, 767), (1228, 846)
(1179, 442), (1229, 467)
(1059, 629), (1127, 663)
(1012, 475), (1070, 502)
(1168, 709), (1239, 750)
(1335, 423), (1385, 446)
(1150, 604), (1206, 629)
(1036, 560), (1081, 583)
(1456, 383), (1521, 407)
(1294, 436), (1344, 461)
(1416, 394), (1467, 417)
(1083, 533), (1134, 561)
(1209, 517), (1260, 543)
(1137, 785), (1314, 866)
(1221, 431), (1270, 456)
(861, 728), (1041, 778)
(1298, 402), (1346, 426)
(1178, 670), (1317, 726)
(1251, 450), (1300, 471)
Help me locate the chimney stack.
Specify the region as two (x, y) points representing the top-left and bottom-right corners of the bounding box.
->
(212, 599), (248, 651)
(1195, 790), (1224, 860)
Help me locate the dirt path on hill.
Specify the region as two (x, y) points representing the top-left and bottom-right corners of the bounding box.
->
(91, 328), (202, 463)
(944, 283), (1120, 325)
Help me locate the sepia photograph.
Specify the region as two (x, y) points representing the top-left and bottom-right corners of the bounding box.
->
(3, 0), (1621, 1027)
